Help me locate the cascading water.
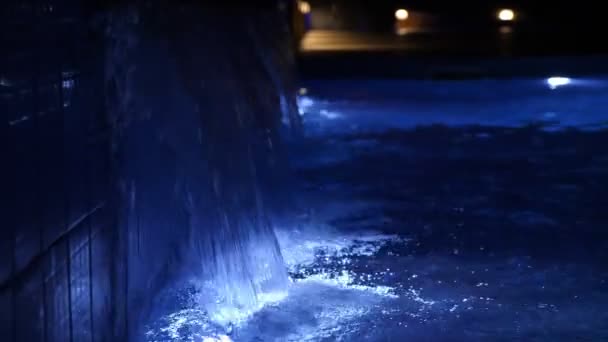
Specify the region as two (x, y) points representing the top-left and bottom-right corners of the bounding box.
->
(175, 8), (298, 326)
(160, 8), (298, 327)
(105, 3), (300, 337)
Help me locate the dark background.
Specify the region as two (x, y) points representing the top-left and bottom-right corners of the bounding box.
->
(304, 0), (607, 32)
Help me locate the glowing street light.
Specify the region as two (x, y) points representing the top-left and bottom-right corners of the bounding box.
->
(299, 1), (311, 14)
(497, 8), (515, 21)
(395, 9), (409, 21)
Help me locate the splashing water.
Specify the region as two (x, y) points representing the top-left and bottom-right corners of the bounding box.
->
(144, 221), (408, 341)
(189, 216), (289, 326)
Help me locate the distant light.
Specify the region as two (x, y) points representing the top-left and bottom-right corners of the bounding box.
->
(547, 77), (571, 89)
(299, 1), (311, 14)
(299, 87), (308, 95)
(497, 9), (515, 21)
(395, 9), (409, 21)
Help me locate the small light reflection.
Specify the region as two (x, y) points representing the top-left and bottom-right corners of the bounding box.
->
(0, 76), (11, 87)
(396, 27), (409, 36)
(9, 115), (30, 126)
(544, 112), (557, 119)
(297, 96), (315, 115)
(298, 96), (314, 108)
(62, 79), (75, 89)
(499, 26), (513, 34)
(320, 109), (341, 120)
(547, 77), (571, 89)
(299, 87), (308, 96)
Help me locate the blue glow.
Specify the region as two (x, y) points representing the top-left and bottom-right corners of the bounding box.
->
(297, 95), (315, 115)
(319, 109), (342, 120)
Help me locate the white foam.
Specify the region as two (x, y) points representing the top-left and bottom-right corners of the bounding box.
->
(148, 222), (406, 341)
(203, 336), (232, 342)
(406, 288), (436, 305)
(276, 224), (406, 271)
(294, 270), (399, 298)
(147, 308), (215, 341)
(194, 283), (288, 326)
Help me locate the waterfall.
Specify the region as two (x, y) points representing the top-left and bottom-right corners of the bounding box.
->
(105, 2), (297, 333)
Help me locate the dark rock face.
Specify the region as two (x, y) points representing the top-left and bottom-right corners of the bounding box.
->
(2, 1), (297, 340)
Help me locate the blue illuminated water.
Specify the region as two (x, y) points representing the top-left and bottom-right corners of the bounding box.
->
(144, 78), (608, 341)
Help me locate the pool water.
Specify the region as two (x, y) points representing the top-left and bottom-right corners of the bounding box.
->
(145, 78), (608, 341)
